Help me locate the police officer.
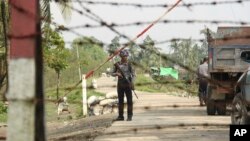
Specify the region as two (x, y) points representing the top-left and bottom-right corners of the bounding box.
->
(112, 50), (135, 121)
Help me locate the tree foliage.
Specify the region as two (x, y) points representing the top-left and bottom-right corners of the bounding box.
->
(43, 26), (69, 73)
(40, 0), (72, 23)
(128, 35), (160, 73)
(170, 38), (207, 80)
(70, 36), (109, 76)
(141, 36), (159, 68)
(42, 26), (69, 99)
(0, 1), (9, 99)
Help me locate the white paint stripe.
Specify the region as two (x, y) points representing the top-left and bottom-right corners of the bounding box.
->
(7, 59), (35, 100)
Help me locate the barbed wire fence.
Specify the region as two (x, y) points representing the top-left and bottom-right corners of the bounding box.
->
(2, 0), (250, 139)
(5, 0), (250, 111)
(6, 0), (250, 115)
(73, 0), (250, 8)
(47, 0), (250, 102)
(46, 0), (249, 139)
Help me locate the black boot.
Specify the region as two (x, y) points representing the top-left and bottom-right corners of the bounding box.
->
(114, 116), (124, 121)
(127, 116), (132, 121)
(127, 103), (133, 121)
(118, 103), (124, 118)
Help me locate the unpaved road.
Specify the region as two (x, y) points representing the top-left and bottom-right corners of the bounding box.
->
(94, 76), (230, 141)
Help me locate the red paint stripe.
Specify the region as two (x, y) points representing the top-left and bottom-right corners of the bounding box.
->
(136, 23), (154, 38)
(9, 0), (37, 58)
(85, 70), (94, 79)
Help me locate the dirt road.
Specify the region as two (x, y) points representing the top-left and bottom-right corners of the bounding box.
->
(94, 76), (230, 141)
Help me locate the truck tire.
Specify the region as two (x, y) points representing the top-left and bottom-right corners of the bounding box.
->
(216, 101), (226, 115)
(207, 99), (216, 115)
(231, 94), (250, 124)
(206, 86), (216, 115)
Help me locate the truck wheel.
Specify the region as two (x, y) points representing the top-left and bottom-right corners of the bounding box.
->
(231, 94), (250, 124)
(207, 99), (216, 115)
(207, 86), (216, 115)
(216, 101), (226, 115)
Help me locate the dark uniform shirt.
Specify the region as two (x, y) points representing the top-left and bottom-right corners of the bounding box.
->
(112, 61), (135, 86)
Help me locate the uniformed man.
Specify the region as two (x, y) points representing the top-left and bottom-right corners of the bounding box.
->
(112, 50), (135, 121)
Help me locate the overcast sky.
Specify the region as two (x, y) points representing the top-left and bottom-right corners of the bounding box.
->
(51, 0), (250, 52)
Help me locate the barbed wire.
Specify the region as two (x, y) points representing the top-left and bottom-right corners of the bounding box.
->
(64, 35), (250, 47)
(44, 79), (197, 95)
(53, 32), (250, 101)
(53, 0), (250, 43)
(154, 35), (250, 45)
(47, 115), (230, 140)
(3, 96), (202, 110)
(75, 0), (133, 41)
(70, 0), (250, 8)
(65, 19), (250, 29)
(41, 45), (233, 103)
(7, 0), (245, 107)
(7, 0), (85, 40)
(9, 0), (250, 44)
(104, 123), (229, 136)
(50, 1), (250, 48)
(53, 0), (131, 40)
(52, 0), (250, 48)
(6, 0), (241, 106)
(4, 1), (240, 140)
(50, 1), (250, 47)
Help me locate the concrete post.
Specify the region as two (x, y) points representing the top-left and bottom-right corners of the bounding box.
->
(82, 74), (88, 116)
(7, 0), (45, 141)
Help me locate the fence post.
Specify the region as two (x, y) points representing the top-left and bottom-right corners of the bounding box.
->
(7, 0), (45, 141)
(82, 74), (88, 116)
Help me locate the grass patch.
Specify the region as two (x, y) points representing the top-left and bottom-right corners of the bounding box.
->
(135, 74), (198, 96)
(45, 85), (105, 122)
(0, 102), (7, 123)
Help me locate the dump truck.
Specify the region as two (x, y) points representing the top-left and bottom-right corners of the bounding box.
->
(206, 26), (250, 116)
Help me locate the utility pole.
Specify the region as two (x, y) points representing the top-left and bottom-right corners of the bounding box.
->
(82, 74), (88, 116)
(76, 46), (82, 80)
(7, 0), (45, 141)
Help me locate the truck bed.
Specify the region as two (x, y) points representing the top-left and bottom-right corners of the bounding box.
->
(209, 45), (250, 72)
(208, 27), (250, 73)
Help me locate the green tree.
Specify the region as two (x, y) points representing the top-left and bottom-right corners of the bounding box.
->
(140, 36), (159, 72)
(43, 26), (69, 100)
(70, 36), (108, 77)
(107, 36), (120, 55)
(0, 1), (9, 100)
(199, 27), (216, 59)
(170, 39), (205, 80)
(41, 0), (72, 23)
(107, 36), (121, 64)
(128, 43), (141, 63)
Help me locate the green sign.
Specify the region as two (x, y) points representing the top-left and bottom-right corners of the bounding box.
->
(159, 67), (178, 80)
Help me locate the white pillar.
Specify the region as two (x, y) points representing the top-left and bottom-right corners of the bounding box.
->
(82, 74), (88, 116)
(7, 59), (35, 141)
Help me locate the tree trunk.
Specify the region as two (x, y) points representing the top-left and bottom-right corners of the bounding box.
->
(56, 72), (60, 100)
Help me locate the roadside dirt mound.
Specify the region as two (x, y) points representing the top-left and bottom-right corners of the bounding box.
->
(48, 114), (115, 141)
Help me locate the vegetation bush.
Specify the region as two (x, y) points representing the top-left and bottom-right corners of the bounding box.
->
(0, 102), (7, 122)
